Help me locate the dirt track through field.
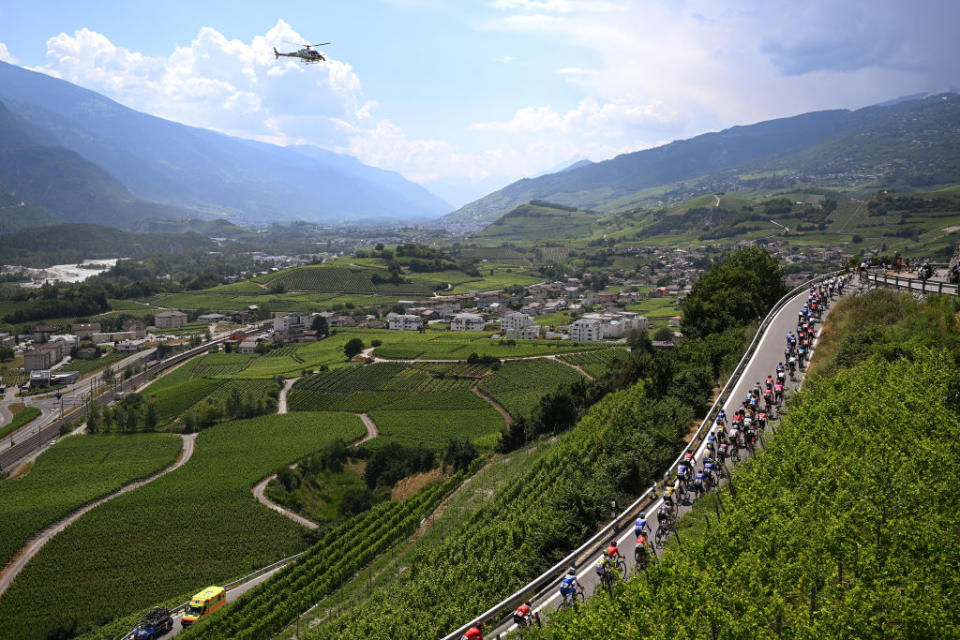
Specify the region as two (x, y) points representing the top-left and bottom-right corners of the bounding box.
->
(250, 412), (380, 530)
(0, 433), (197, 600)
(471, 385), (513, 426)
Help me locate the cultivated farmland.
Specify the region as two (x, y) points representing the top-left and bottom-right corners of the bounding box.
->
(477, 358), (584, 418)
(559, 348), (630, 379)
(0, 433), (182, 569)
(0, 412), (365, 640)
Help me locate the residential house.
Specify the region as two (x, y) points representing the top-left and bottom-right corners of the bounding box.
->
(387, 314), (423, 331)
(238, 340), (259, 354)
(122, 319), (148, 338)
(569, 318), (603, 342)
(71, 323), (101, 339)
(450, 313), (485, 332)
(197, 313), (225, 323)
(23, 342), (66, 372)
(501, 312), (533, 336)
(32, 325), (60, 342)
(155, 311), (188, 329)
(115, 339), (147, 353)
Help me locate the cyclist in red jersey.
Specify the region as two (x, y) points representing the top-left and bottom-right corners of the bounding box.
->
(606, 538), (624, 560)
(513, 601), (533, 627)
(463, 621), (484, 640)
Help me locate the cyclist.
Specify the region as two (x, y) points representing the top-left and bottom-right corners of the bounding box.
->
(635, 535), (650, 568)
(692, 470), (706, 496)
(634, 513), (650, 539)
(663, 484), (676, 507)
(765, 375), (774, 390)
(716, 408), (727, 426)
(682, 448), (695, 467)
(463, 621), (484, 640)
(607, 539), (625, 562)
(513, 601), (533, 627)
(677, 460), (692, 484)
(559, 567), (582, 605)
(717, 441), (728, 464)
(657, 502), (674, 526)
(774, 380), (784, 404)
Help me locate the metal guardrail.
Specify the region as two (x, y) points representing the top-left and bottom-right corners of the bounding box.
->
(866, 271), (959, 296)
(441, 270), (844, 640)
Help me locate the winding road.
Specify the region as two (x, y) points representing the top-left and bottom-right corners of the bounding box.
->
(0, 433), (197, 600)
(482, 276), (858, 638)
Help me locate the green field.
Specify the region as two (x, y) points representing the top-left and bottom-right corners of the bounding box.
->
(0, 412), (365, 640)
(369, 390), (504, 449)
(558, 348), (630, 379)
(0, 405), (41, 439)
(477, 359), (584, 418)
(0, 433), (182, 568)
(623, 296), (680, 326)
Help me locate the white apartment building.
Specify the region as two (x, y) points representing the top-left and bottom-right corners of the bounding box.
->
(569, 318), (603, 342)
(510, 325), (541, 340)
(500, 312), (534, 333)
(580, 311), (648, 338)
(450, 313), (485, 332)
(388, 314), (424, 331)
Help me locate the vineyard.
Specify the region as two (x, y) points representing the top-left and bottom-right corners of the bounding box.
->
(0, 433), (182, 569)
(373, 337), (610, 360)
(527, 347), (960, 639)
(296, 380), (697, 640)
(261, 266), (432, 297)
(369, 390), (505, 449)
(288, 362), (476, 415)
(181, 472), (466, 640)
(477, 358), (584, 418)
(0, 412), (366, 640)
(559, 348), (630, 379)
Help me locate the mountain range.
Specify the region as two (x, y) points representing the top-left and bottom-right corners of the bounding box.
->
(444, 93), (960, 226)
(0, 61), (451, 230)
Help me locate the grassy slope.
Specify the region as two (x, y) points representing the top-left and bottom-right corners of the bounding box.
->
(0, 412), (365, 640)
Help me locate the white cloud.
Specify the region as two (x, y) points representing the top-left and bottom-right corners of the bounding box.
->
(34, 21), (368, 145)
(0, 42), (19, 64)
(470, 97), (680, 136)
(493, 55), (516, 63)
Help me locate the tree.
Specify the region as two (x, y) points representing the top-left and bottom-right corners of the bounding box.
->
(101, 366), (115, 386)
(312, 315), (329, 337)
(344, 338), (364, 359)
(653, 327), (674, 342)
(0, 347), (13, 362)
(681, 247), (787, 340)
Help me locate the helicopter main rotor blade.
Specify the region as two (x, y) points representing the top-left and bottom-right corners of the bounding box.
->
(309, 42), (331, 47)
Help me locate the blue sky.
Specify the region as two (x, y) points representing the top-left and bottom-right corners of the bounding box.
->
(1, 0), (958, 207)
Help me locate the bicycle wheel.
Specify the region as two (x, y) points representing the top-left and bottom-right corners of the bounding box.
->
(616, 557), (626, 576)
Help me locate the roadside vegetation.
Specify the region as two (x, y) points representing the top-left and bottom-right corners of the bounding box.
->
(526, 291), (960, 639)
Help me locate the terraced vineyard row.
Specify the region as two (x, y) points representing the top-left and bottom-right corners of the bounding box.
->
(287, 391), (404, 413)
(559, 349), (629, 378)
(302, 381), (696, 640)
(182, 472), (466, 640)
(478, 358), (584, 418)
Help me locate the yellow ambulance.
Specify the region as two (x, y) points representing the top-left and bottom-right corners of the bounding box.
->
(180, 586), (226, 628)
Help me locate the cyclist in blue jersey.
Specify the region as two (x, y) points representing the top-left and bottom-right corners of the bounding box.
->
(634, 513), (649, 538)
(559, 567), (581, 604)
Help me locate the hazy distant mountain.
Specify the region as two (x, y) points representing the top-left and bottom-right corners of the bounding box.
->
(0, 61), (451, 228)
(444, 93), (960, 225)
(0, 100), (189, 229)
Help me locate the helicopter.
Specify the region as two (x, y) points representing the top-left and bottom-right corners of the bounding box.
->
(273, 42), (330, 64)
